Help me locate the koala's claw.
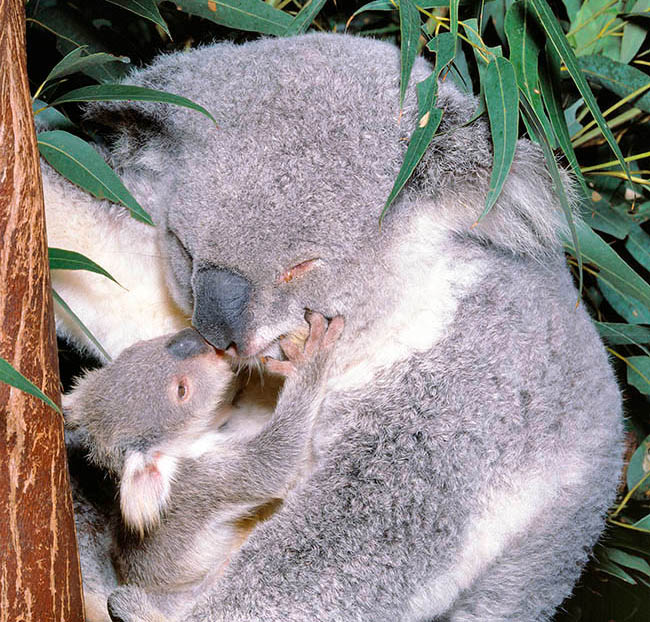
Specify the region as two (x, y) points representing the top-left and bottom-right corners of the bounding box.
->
(265, 312), (344, 377)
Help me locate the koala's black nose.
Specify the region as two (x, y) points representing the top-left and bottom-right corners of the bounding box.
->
(165, 328), (213, 359)
(192, 267), (251, 350)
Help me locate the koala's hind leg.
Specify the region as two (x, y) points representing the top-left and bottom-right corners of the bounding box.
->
(443, 490), (606, 622)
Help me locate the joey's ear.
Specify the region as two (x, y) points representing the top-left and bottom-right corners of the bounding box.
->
(120, 450), (178, 537)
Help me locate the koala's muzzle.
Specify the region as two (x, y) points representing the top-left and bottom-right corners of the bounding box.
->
(165, 328), (213, 359)
(192, 267), (251, 350)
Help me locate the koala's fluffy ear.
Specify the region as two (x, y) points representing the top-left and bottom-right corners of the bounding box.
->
(120, 450), (178, 537)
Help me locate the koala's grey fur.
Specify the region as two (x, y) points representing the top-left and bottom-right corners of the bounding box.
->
(78, 33), (622, 622)
(65, 322), (334, 621)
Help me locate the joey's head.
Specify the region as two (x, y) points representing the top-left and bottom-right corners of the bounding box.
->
(63, 328), (236, 534)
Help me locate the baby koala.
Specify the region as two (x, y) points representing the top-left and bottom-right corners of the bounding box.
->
(64, 312), (343, 622)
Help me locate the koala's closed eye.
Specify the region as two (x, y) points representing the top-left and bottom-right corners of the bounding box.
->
(277, 258), (322, 284)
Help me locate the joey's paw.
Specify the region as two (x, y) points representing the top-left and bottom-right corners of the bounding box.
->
(107, 586), (169, 622)
(265, 312), (344, 377)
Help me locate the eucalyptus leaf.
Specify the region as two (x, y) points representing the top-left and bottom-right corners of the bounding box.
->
(48, 248), (121, 286)
(604, 547), (650, 577)
(38, 130), (153, 225)
(633, 514), (650, 530)
(627, 356), (650, 394)
(562, 219), (650, 310)
(626, 434), (650, 496)
(505, 0), (554, 145)
(398, 0), (422, 109)
(105, 0), (171, 38)
(32, 99), (76, 132)
(481, 56), (519, 220)
(49, 84), (216, 125)
(596, 322), (650, 345)
(172, 0), (292, 35)
(621, 0), (650, 63)
(0, 356), (61, 414)
(529, 0), (631, 180)
(381, 32), (455, 218)
(626, 225), (650, 270)
(570, 0), (622, 59)
(52, 290), (112, 363)
(284, 0), (327, 35)
(599, 280), (650, 324)
(580, 196), (636, 239)
(597, 556), (637, 584)
(349, 0), (450, 22)
(44, 47), (130, 84)
(577, 54), (650, 115)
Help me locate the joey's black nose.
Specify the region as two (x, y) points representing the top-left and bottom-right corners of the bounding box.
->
(165, 328), (213, 359)
(192, 267), (251, 350)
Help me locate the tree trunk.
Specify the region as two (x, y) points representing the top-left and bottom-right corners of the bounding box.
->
(0, 1), (84, 620)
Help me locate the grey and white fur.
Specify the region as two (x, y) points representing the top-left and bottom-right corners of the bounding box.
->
(65, 316), (339, 621)
(55, 33), (623, 622)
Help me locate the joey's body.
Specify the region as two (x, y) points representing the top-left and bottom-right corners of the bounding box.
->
(65, 319), (338, 621)
(63, 33), (622, 622)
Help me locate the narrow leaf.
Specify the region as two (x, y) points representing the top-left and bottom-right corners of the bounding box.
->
(52, 290), (112, 363)
(599, 280), (650, 324)
(49, 84), (216, 125)
(604, 548), (650, 578)
(505, 0), (555, 146)
(32, 99), (76, 132)
(596, 322), (650, 345)
(626, 434), (650, 495)
(284, 0), (327, 35)
(627, 356), (650, 394)
(621, 0), (650, 63)
(44, 47), (130, 84)
(399, 0), (422, 109)
(580, 196), (635, 240)
(529, 0), (631, 180)
(481, 56), (519, 219)
(577, 54), (650, 115)
(381, 32), (455, 218)
(48, 247), (121, 286)
(597, 557), (637, 584)
(540, 46), (586, 194)
(348, 0), (449, 22)
(626, 225), (650, 271)
(172, 0), (292, 36)
(106, 0), (172, 38)
(0, 356), (61, 414)
(633, 514), (650, 530)
(38, 130), (153, 225)
(563, 219), (650, 310)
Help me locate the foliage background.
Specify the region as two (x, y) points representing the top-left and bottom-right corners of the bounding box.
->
(17, 0), (650, 619)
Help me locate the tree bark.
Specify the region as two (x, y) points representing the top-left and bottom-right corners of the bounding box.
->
(0, 1), (84, 620)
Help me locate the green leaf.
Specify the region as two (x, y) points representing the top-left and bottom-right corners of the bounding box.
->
(540, 46), (586, 194)
(563, 219), (650, 311)
(596, 322), (650, 345)
(599, 280), (650, 324)
(597, 556), (637, 584)
(44, 47), (130, 84)
(283, 0), (327, 35)
(627, 356), (650, 394)
(626, 434), (650, 495)
(349, 0), (449, 21)
(481, 56), (519, 219)
(633, 514), (650, 530)
(105, 0), (171, 38)
(570, 0), (622, 59)
(577, 54), (650, 115)
(52, 290), (112, 363)
(38, 130), (153, 225)
(621, 0), (650, 63)
(0, 356), (61, 414)
(48, 248), (121, 286)
(398, 0), (422, 109)
(172, 0), (292, 35)
(381, 32), (455, 218)
(450, 0), (460, 46)
(32, 99), (76, 132)
(580, 196), (635, 239)
(604, 547), (650, 577)
(626, 225), (650, 270)
(505, 0), (554, 146)
(48, 84), (216, 125)
(528, 0), (631, 180)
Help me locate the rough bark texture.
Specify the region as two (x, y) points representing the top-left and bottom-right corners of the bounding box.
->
(0, 1), (84, 620)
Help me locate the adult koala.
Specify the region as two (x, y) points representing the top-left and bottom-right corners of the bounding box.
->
(83, 34), (622, 622)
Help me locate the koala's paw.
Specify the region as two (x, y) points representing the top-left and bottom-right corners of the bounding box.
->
(265, 312), (344, 377)
(107, 586), (169, 622)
